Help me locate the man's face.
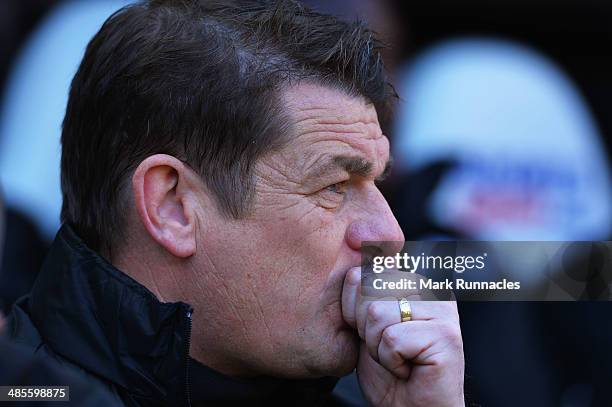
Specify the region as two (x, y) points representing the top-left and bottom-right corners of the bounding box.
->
(189, 83), (404, 378)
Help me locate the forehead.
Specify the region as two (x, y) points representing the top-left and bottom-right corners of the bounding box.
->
(280, 83), (389, 172)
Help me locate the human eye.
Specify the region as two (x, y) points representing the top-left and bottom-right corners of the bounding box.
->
(315, 180), (349, 209)
(324, 181), (349, 195)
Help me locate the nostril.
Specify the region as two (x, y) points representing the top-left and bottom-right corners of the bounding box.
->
(345, 218), (405, 255)
(345, 220), (373, 251)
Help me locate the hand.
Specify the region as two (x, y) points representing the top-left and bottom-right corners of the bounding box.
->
(341, 267), (465, 407)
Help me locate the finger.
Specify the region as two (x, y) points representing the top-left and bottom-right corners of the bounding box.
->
(377, 321), (436, 378)
(358, 272), (421, 339)
(355, 294), (372, 339)
(363, 300), (401, 361)
(377, 320), (462, 378)
(356, 294), (406, 340)
(358, 341), (412, 387)
(405, 300), (459, 322)
(361, 270), (422, 298)
(363, 298), (458, 362)
(341, 267), (361, 328)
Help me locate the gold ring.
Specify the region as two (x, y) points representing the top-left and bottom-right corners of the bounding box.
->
(398, 298), (412, 322)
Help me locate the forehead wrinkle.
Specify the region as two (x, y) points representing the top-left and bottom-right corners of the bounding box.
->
(292, 105), (380, 129)
(281, 83), (388, 180)
(282, 83), (382, 143)
(291, 117), (383, 144)
(293, 105), (379, 123)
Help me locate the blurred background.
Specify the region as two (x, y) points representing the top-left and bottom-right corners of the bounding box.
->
(1, 0), (611, 406)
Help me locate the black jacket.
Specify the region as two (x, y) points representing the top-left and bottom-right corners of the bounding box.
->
(0, 337), (116, 406)
(6, 225), (361, 407)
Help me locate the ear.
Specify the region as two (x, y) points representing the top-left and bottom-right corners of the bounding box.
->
(132, 154), (197, 258)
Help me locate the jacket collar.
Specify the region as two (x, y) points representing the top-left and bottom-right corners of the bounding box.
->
(29, 224), (192, 406)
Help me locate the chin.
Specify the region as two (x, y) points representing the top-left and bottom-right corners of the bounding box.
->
(302, 328), (360, 378)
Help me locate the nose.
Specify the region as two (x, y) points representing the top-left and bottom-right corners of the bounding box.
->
(345, 189), (405, 256)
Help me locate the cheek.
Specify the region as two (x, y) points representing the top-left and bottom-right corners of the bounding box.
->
(261, 208), (344, 282)
(239, 222), (345, 337)
(250, 203), (347, 305)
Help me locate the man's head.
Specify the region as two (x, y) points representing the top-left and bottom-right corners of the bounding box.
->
(61, 0), (403, 378)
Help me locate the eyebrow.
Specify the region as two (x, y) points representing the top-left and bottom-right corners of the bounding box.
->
(306, 155), (393, 181)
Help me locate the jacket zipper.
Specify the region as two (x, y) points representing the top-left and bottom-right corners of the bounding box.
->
(184, 308), (193, 407)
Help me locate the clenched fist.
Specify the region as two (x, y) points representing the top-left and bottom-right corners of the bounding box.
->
(342, 267), (465, 407)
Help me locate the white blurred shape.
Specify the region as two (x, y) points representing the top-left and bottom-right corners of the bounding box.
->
(394, 38), (612, 240)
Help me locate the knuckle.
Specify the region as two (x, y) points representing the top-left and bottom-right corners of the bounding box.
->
(366, 302), (386, 324)
(346, 267), (361, 286)
(381, 326), (400, 349)
(439, 321), (463, 348)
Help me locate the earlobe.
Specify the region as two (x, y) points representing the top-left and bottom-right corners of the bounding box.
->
(132, 154), (197, 258)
